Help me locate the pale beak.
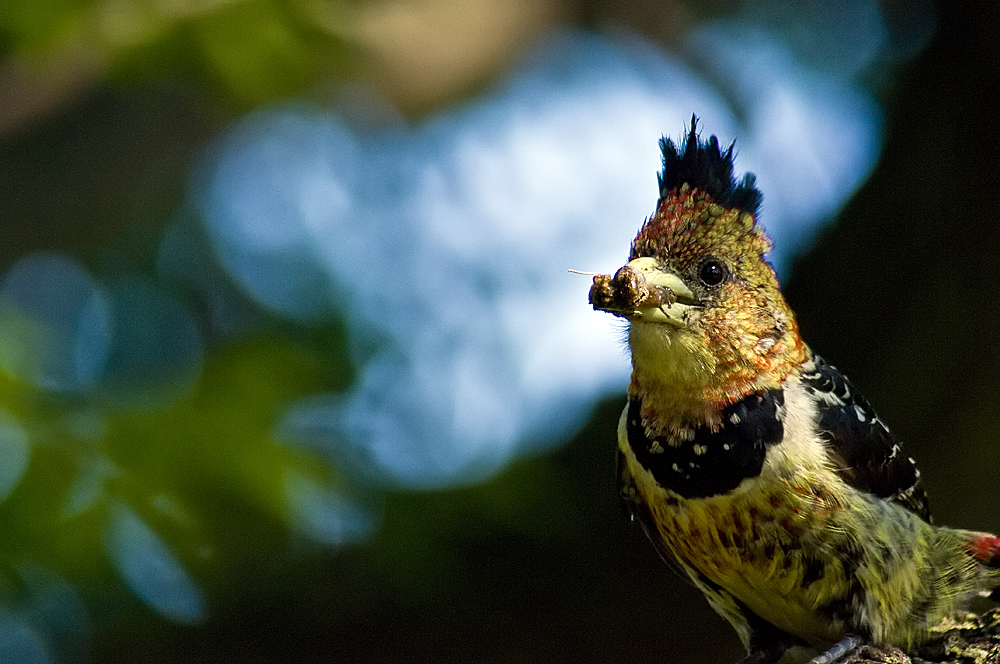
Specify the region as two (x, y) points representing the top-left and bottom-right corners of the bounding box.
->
(589, 256), (699, 325)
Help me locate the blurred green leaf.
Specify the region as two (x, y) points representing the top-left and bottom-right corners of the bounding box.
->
(0, 0), (351, 108)
(0, 414), (30, 503)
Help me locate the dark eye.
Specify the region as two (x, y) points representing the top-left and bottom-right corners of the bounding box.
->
(698, 259), (727, 287)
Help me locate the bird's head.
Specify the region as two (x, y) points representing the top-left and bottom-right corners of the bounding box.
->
(590, 118), (808, 423)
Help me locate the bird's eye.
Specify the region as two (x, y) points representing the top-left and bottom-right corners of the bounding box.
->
(698, 259), (727, 287)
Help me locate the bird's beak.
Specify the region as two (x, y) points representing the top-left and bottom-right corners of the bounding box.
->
(589, 257), (699, 325)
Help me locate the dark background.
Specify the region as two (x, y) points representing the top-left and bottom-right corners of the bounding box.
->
(1, 0), (998, 662)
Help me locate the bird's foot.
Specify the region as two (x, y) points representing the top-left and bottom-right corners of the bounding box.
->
(806, 636), (859, 664)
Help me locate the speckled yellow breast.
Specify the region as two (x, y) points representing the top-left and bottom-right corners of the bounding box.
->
(619, 408), (853, 647)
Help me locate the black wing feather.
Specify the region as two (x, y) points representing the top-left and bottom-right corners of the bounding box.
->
(801, 356), (931, 522)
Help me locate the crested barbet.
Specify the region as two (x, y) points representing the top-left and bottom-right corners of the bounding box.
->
(589, 117), (1000, 664)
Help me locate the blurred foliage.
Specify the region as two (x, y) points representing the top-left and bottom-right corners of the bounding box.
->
(0, 0), (997, 663)
(0, 0), (350, 109)
(0, 331), (352, 575)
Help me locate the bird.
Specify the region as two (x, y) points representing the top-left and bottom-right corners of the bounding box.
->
(588, 116), (1000, 664)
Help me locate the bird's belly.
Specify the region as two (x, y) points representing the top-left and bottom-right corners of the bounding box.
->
(641, 469), (853, 647)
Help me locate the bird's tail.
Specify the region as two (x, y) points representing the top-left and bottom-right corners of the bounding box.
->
(966, 532), (1000, 601)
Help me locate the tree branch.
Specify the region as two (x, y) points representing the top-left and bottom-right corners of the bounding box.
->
(842, 609), (1000, 663)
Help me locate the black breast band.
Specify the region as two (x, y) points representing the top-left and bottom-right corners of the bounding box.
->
(626, 389), (785, 498)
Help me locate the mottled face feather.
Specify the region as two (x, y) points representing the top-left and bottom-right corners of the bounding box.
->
(630, 184), (772, 276)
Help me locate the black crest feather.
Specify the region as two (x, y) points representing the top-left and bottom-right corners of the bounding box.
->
(658, 115), (762, 216)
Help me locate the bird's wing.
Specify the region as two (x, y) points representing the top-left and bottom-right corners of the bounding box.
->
(800, 356), (931, 522)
